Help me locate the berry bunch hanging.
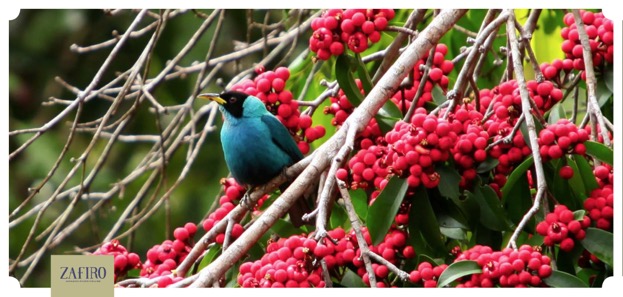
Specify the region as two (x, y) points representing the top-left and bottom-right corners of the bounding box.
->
(309, 9), (396, 60)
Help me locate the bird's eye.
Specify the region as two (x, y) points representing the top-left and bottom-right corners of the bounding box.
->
(229, 97), (237, 104)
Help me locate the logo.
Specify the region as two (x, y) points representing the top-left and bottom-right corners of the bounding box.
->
(51, 255), (113, 297)
(59, 266), (107, 282)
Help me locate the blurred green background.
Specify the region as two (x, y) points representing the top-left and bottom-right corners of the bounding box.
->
(8, 9), (310, 287)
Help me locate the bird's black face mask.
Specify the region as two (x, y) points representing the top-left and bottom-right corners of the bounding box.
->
(198, 91), (249, 118)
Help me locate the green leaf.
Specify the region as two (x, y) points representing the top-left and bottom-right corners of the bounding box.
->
(543, 270), (588, 287)
(573, 154), (599, 194)
(436, 163), (461, 200)
(340, 269), (367, 287)
(354, 53), (373, 94)
(604, 67), (614, 93)
(197, 244), (221, 270)
(409, 186), (446, 252)
(519, 115), (543, 147)
(476, 157), (499, 174)
(580, 228), (613, 267)
(335, 54), (364, 106)
(330, 201), (349, 230)
(548, 158), (579, 210)
(596, 74), (613, 107)
(375, 114), (400, 134)
(584, 141), (613, 165)
(126, 268), (141, 278)
(271, 218), (304, 238)
(378, 98), (403, 119)
(547, 103), (565, 125)
(565, 157), (587, 200)
(431, 85), (447, 105)
(573, 209), (586, 221)
(436, 260), (482, 288)
(469, 182), (511, 231)
(501, 155), (533, 198)
(367, 176), (409, 245)
(350, 189), (368, 221)
(417, 254), (445, 267)
(437, 213), (468, 229)
(503, 171), (534, 230)
(440, 227), (466, 240)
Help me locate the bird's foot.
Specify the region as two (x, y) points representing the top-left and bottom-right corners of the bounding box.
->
(240, 188), (255, 211)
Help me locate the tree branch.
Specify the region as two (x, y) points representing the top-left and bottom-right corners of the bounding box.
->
(505, 10), (548, 250)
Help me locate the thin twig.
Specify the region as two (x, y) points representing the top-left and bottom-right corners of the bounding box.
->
(8, 10), (149, 161)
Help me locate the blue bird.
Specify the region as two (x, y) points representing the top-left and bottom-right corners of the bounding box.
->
(198, 91), (312, 227)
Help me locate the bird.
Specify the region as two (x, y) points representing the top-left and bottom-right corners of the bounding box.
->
(198, 90), (312, 227)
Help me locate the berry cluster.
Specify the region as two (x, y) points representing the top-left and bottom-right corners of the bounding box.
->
(309, 9), (395, 60)
(593, 163), (613, 187)
(353, 227), (416, 287)
(343, 141), (390, 190)
(540, 58), (575, 84)
(538, 119), (588, 162)
(484, 120), (531, 173)
(140, 223), (198, 279)
(237, 234), (327, 288)
(93, 239), (141, 282)
(452, 123), (489, 187)
(385, 108), (459, 189)
(481, 80), (562, 121)
(391, 44), (454, 111)
(584, 182), (613, 231)
(237, 228), (363, 288)
(561, 10), (614, 72)
(201, 178), (249, 244)
(324, 79), (383, 145)
(536, 205), (590, 252)
(527, 80), (564, 113)
(408, 262), (448, 288)
(230, 67), (326, 154)
(454, 245), (552, 287)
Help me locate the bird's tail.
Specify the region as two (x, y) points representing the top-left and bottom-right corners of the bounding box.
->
(281, 182), (316, 228)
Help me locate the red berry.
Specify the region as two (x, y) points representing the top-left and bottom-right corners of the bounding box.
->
(403, 246), (416, 258)
(536, 81), (554, 96)
(336, 168), (349, 181)
(272, 78), (286, 92)
(428, 68), (443, 82)
(173, 227), (189, 241)
(559, 165), (574, 179)
(543, 65), (558, 79)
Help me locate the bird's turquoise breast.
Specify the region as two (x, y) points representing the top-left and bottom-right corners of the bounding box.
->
(221, 117), (295, 186)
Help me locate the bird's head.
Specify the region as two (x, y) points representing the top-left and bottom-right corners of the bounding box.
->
(198, 90), (250, 118)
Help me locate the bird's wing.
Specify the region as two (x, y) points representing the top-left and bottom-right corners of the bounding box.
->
(261, 114), (304, 162)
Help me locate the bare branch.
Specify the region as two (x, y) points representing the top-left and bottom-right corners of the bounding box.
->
(505, 10), (548, 250)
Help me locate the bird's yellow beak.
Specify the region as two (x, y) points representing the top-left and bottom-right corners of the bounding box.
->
(197, 93), (226, 105)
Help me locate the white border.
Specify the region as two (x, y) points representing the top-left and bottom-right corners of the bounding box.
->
(3, 1), (621, 296)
